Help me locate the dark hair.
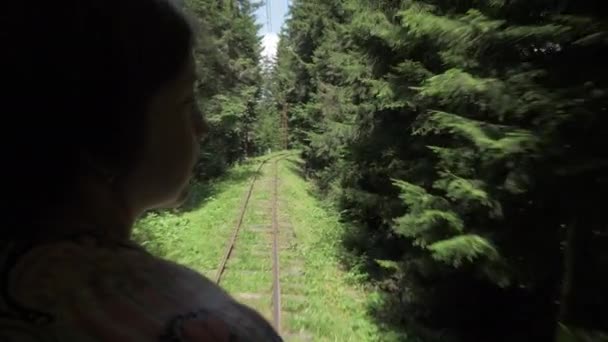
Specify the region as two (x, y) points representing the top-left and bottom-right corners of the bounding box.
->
(1, 0), (194, 224)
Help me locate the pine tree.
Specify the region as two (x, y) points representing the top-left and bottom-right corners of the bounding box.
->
(185, 0), (263, 178)
(389, 2), (608, 338)
(276, 0), (608, 340)
(253, 60), (283, 152)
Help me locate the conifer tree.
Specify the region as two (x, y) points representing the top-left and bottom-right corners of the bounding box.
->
(185, 0), (263, 178)
(275, 0), (608, 339)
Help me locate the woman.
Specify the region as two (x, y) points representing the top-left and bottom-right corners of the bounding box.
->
(0, 0), (282, 340)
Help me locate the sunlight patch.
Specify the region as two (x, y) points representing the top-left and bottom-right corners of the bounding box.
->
(261, 33), (279, 61)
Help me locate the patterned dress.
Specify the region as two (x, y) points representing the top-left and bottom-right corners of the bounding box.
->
(0, 233), (282, 341)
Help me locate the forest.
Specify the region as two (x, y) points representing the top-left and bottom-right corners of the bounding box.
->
(142, 0), (608, 340)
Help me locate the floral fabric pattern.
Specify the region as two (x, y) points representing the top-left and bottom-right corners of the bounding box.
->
(0, 235), (282, 341)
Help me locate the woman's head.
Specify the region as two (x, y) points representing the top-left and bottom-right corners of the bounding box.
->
(1, 0), (207, 230)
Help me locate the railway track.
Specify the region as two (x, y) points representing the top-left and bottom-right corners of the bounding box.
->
(214, 154), (286, 333)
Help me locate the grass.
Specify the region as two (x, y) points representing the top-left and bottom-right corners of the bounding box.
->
(133, 152), (384, 341)
(132, 155), (267, 276)
(220, 162), (276, 319)
(276, 155), (382, 341)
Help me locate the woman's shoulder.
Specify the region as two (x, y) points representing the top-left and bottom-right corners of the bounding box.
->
(0, 236), (281, 341)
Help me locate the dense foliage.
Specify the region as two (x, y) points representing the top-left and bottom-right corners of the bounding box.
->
(252, 58), (285, 152)
(270, 0), (608, 340)
(185, 0), (263, 178)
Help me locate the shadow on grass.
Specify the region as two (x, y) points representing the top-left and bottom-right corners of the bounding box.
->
(280, 155), (423, 340)
(284, 158), (309, 180)
(182, 152), (293, 213)
(179, 164), (263, 212)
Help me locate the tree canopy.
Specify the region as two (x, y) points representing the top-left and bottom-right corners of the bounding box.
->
(267, 0), (608, 340)
(185, 0), (263, 178)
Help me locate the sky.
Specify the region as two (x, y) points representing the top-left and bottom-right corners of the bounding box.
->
(254, 0), (290, 60)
